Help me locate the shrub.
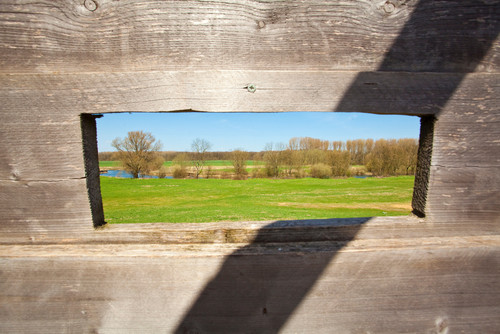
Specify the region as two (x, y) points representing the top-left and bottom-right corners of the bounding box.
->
(326, 150), (351, 177)
(204, 165), (214, 179)
(233, 173), (248, 180)
(310, 163), (331, 179)
(231, 150), (249, 179)
(292, 169), (307, 179)
(220, 171), (232, 179)
(172, 165), (188, 179)
(157, 166), (168, 178)
(251, 168), (268, 179)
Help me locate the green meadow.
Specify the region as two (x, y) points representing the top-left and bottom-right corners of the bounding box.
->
(100, 176), (415, 224)
(99, 161), (122, 168)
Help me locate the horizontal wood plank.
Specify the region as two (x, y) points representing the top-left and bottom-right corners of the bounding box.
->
(0, 116), (85, 181)
(2, 71), (497, 115)
(0, 180), (94, 239)
(1, 243), (498, 333)
(0, 0), (498, 74)
(2, 215), (499, 246)
(425, 78), (500, 222)
(1, 70), (498, 236)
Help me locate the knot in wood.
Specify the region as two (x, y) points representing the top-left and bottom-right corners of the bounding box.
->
(383, 1), (396, 13)
(84, 0), (98, 12)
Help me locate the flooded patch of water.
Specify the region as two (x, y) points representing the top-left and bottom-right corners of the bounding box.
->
(101, 169), (172, 179)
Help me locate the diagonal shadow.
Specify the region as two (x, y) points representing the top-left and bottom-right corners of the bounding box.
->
(176, 1), (499, 332)
(337, 0), (500, 116)
(176, 218), (367, 333)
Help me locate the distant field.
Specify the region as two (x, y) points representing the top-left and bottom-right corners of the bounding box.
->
(100, 176), (415, 224)
(99, 161), (121, 168)
(99, 160), (263, 168)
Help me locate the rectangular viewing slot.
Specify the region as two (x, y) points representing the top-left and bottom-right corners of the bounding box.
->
(82, 112), (430, 227)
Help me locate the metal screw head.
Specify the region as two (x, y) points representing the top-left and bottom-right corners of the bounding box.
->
(84, 0), (98, 12)
(247, 84), (257, 93)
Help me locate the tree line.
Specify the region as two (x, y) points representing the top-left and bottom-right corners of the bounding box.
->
(98, 149), (261, 163)
(258, 137), (418, 179)
(100, 131), (418, 179)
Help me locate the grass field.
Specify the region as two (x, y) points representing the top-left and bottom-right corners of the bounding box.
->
(99, 161), (122, 168)
(100, 176), (415, 224)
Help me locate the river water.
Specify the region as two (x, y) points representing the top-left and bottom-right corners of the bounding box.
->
(101, 169), (173, 179)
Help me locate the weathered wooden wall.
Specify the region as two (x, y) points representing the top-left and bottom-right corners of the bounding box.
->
(1, 0), (499, 332)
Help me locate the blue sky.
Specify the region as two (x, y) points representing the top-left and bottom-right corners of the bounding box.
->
(96, 112), (420, 152)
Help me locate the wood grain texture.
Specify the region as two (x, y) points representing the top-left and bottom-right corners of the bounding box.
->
(0, 180), (95, 238)
(0, 70), (498, 236)
(2, 215), (499, 249)
(1, 71), (496, 115)
(1, 241), (498, 333)
(0, 0), (499, 332)
(0, 0), (498, 74)
(426, 76), (500, 222)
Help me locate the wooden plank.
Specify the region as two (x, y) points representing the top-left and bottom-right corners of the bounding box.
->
(427, 166), (500, 223)
(425, 77), (500, 222)
(0, 115), (85, 181)
(2, 215), (499, 246)
(0, 180), (94, 239)
(1, 71), (496, 115)
(1, 235), (499, 257)
(1, 243), (498, 333)
(0, 0), (498, 74)
(1, 70), (498, 238)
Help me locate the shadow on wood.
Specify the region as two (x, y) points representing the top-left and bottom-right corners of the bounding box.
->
(176, 2), (499, 332)
(175, 219), (366, 333)
(335, 0), (499, 219)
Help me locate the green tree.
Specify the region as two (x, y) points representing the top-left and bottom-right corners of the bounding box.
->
(111, 131), (163, 178)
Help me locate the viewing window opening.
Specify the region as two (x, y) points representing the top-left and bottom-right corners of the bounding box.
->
(82, 112), (431, 227)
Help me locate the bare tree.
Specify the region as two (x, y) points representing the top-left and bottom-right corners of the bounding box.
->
(284, 138), (307, 177)
(263, 142), (285, 177)
(191, 138), (212, 179)
(111, 131), (163, 178)
(366, 138), (418, 176)
(231, 149), (249, 179)
(170, 153), (189, 178)
(326, 150), (351, 177)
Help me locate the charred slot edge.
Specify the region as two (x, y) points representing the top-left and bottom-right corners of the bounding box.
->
(411, 115), (435, 218)
(81, 113), (106, 227)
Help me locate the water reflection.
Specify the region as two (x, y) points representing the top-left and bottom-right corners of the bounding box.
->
(101, 169), (172, 179)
